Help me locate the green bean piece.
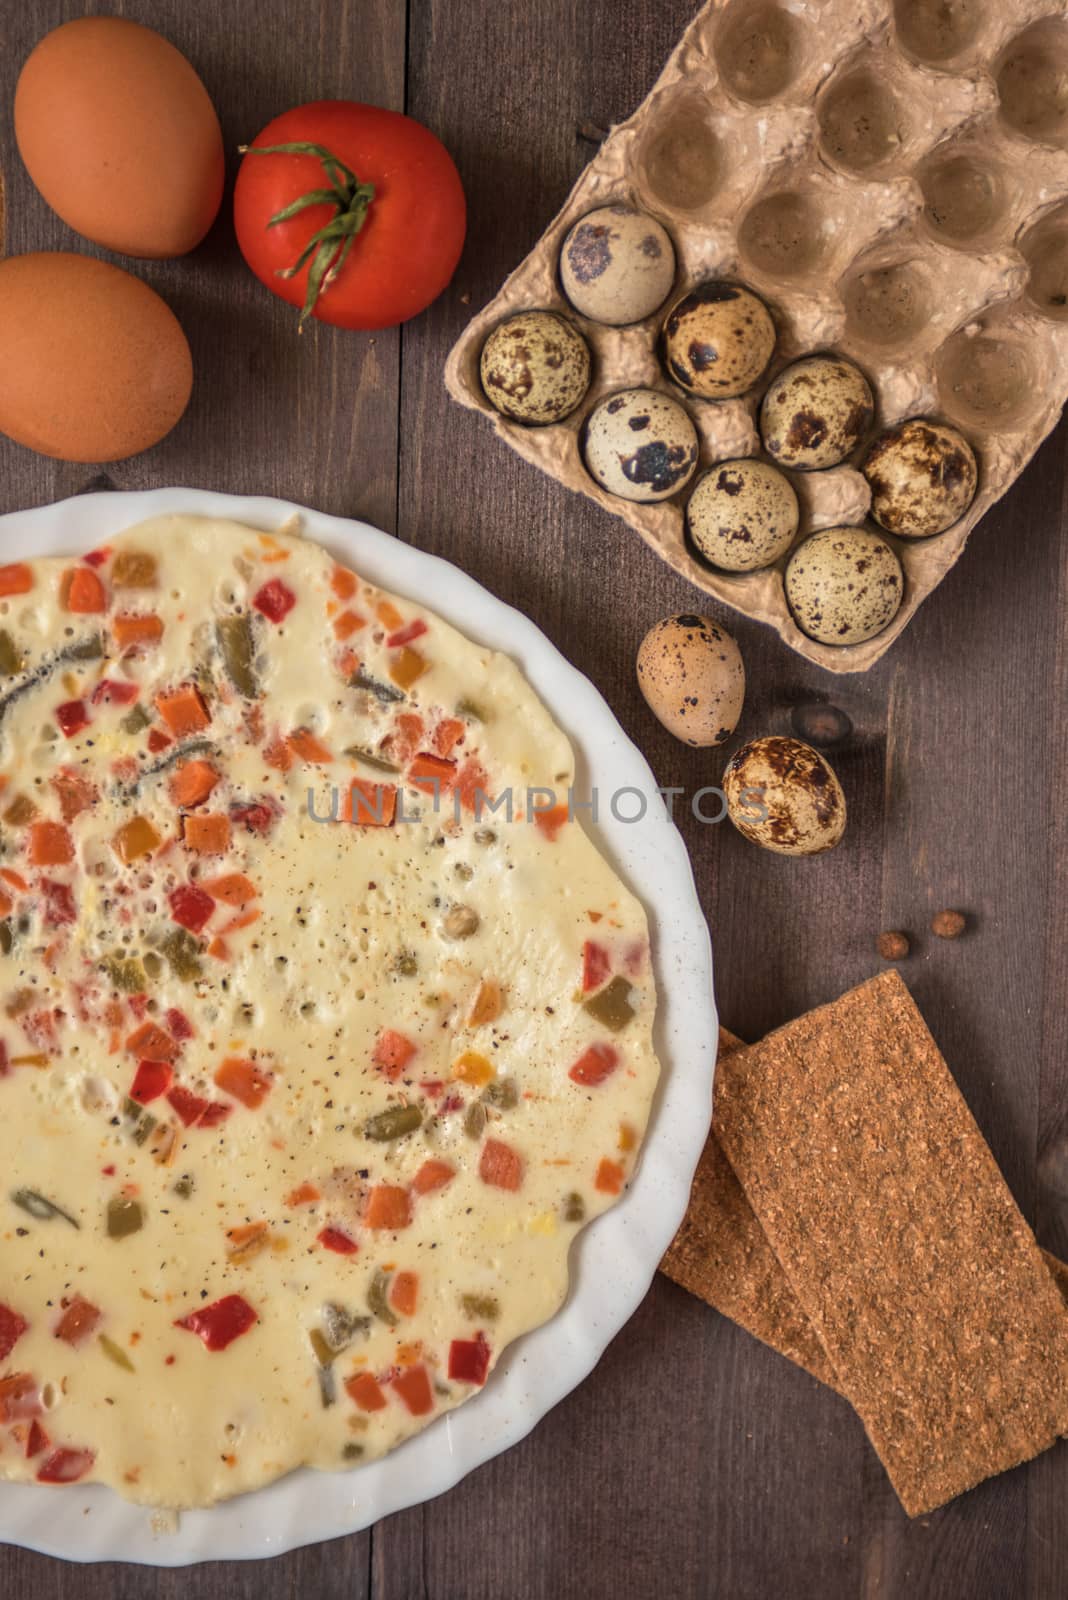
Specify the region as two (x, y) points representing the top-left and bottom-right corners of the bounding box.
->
(160, 927), (203, 982)
(100, 952), (147, 994)
(367, 1268), (398, 1327)
(120, 703), (152, 736)
(463, 1101), (487, 1141)
(460, 1293), (500, 1321)
(321, 1301), (370, 1353)
(317, 1364), (337, 1408)
(456, 697), (488, 722)
(582, 975), (636, 1032)
(349, 666), (404, 704)
(0, 630), (22, 677)
(563, 1191), (586, 1224)
(364, 1104), (422, 1142)
(481, 1078), (518, 1110)
(107, 1195), (144, 1239)
(12, 1188), (80, 1227)
(122, 1097), (157, 1147)
(216, 615), (259, 698)
(99, 1334), (135, 1372)
(0, 921), (11, 956)
(65, 634), (104, 662)
(309, 1327), (335, 1368)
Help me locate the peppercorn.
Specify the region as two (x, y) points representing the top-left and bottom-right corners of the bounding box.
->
(931, 909), (966, 939)
(876, 931), (909, 961)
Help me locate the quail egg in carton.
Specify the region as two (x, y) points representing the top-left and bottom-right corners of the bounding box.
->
(445, 0), (1068, 672)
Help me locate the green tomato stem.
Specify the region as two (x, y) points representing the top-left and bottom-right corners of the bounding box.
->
(239, 141), (377, 330)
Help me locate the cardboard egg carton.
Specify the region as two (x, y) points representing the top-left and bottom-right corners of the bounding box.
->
(445, 0), (1068, 673)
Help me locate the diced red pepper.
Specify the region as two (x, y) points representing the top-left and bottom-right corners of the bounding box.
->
(126, 1020), (177, 1061)
(147, 728), (172, 754)
(130, 1059), (174, 1104)
(345, 1370), (387, 1412)
(50, 769), (98, 822)
(91, 679), (139, 707)
(391, 1363), (434, 1416)
(252, 578), (296, 622)
(595, 1157), (625, 1195)
(230, 798), (279, 835)
(165, 1006), (194, 1041)
(533, 803), (569, 842)
(83, 547), (110, 568)
(39, 877), (76, 927)
(386, 619), (428, 649)
(372, 1028), (416, 1079)
(569, 1043), (619, 1087)
(581, 941), (611, 993)
(0, 563), (33, 596)
(167, 1085), (232, 1128)
(0, 1303), (28, 1361)
(24, 1418), (49, 1458)
(37, 1446), (95, 1484)
(448, 1330), (491, 1386)
(53, 1296), (101, 1347)
(55, 699), (90, 739)
(27, 821), (73, 867)
(317, 1226), (359, 1256)
(64, 566), (106, 613)
(174, 1294), (257, 1351)
(478, 1138), (524, 1192)
(0, 1040), (8, 1079)
(0, 1374), (41, 1422)
(168, 884), (215, 934)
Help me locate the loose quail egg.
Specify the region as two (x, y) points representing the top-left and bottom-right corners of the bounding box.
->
(686, 457), (799, 571)
(785, 526), (903, 645)
(480, 310), (591, 425)
(660, 280), (776, 399)
(861, 417), (978, 538)
(636, 614), (745, 747)
(583, 388), (699, 502)
(760, 354), (874, 470)
(559, 205), (676, 326)
(723, 736), (846, 856)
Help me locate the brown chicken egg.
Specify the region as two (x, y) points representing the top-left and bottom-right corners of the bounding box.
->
(15, 17), (224, 259)
(723, 736), (846, 856)
(0, 253), (193, 462)
(660, 280), (776, 400)
(636, 614), (745, 747)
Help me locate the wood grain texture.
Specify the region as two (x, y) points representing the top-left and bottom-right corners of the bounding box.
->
(0, 0), (1066, 1594)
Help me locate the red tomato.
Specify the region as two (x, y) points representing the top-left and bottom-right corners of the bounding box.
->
(233, 101), (466, 330)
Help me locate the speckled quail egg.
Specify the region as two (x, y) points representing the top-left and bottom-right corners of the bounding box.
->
(760, 354), (874, 471)
(686, 457), (799, 571)
(785, 525), (903, 646)
(636, 614), (745, 747)
(861, 417), (978, 538)
(723, 736), (846, 856)
(480, 310), (591, 425)
(660, 280), (776, 399)
(583, 388), (699, 502)
(559, 205), (676, 326)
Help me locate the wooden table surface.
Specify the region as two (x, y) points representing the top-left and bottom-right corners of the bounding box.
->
(1, 1), (1067, 1594)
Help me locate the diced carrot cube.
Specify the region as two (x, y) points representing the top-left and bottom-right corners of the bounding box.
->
(287, 728), (333, 764)
(411, 1159), (455, 1196)
(364, 1185), (412, 1230)
(0, 563), (32, 596)
(372, 1029), (416, 1078)
(125, 1021), (177, 1062)
(201, 873), (257, 907)
(433, 718), (466, 759)
(332, 610), (365, 640)
(263, 735), (293, 771)
(113, 815), (161, 864)
(285, 1181), (321, 1208)
(375, 598), (404, 631)
(50, 770), (97, 822)
(214, 1056), (272, 1109)
(330, 566), (358, 601)
(27, 821), (73, 867)
(455, 758), (491, 816)
(155, 685), (210, 737)
(595, 1158), (625, 1195)
(408, 753), (456, 794)
(345, 1370), (387, 1412)
(112, 613), (164, 651)
(169, 760), (219, 807)
(389, 1271), (419, 1317)
(391, 1363), (433, 1416)
(183, 813), (231, 855)
(388, 647), (428, 691)
(342, 779), (397, 827)
(467, 978), (503, 1027)
(63, 567), (106, 614)
(479, 1138), (523, 1192)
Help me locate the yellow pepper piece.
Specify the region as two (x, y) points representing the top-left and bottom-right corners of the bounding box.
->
(452, 1050), (495, 1087)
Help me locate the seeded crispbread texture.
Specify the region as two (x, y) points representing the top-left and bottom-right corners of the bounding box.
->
(661, 1029), (836, 1388)
(661, 1035), (1068, 1403)
(712, 971), (1068, 1516)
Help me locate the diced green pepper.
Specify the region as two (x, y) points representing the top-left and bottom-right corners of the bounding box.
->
(160, 927), (203, 982)
(107, 1195), (144, 1239)
(99, 1334), (135, 1372)
(0, 630), (22, 677)
(582, 975), (636, 1032)
(321, 1301), (370, 1352)
(216, 614), (259, 698)
(309, 1327), (335, 1368)
(120, 703), (152, 736)
(463, 1101), (487, 1141)
(482, 1078), (518, 1110)
(367, 1268), (398, 1326)
(364, 1104), (422, 1142)
(100, 951), (147, 994)
(460, 1293), (500, 1321)
(173, 1173), (195, 1199)
(349, 666), (404, 704)
(12, 1188), (80, 1227)
(342, 746), (400, 773)
(122, 1097), (157, 1147)
(563, 1191), (586, 1223)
